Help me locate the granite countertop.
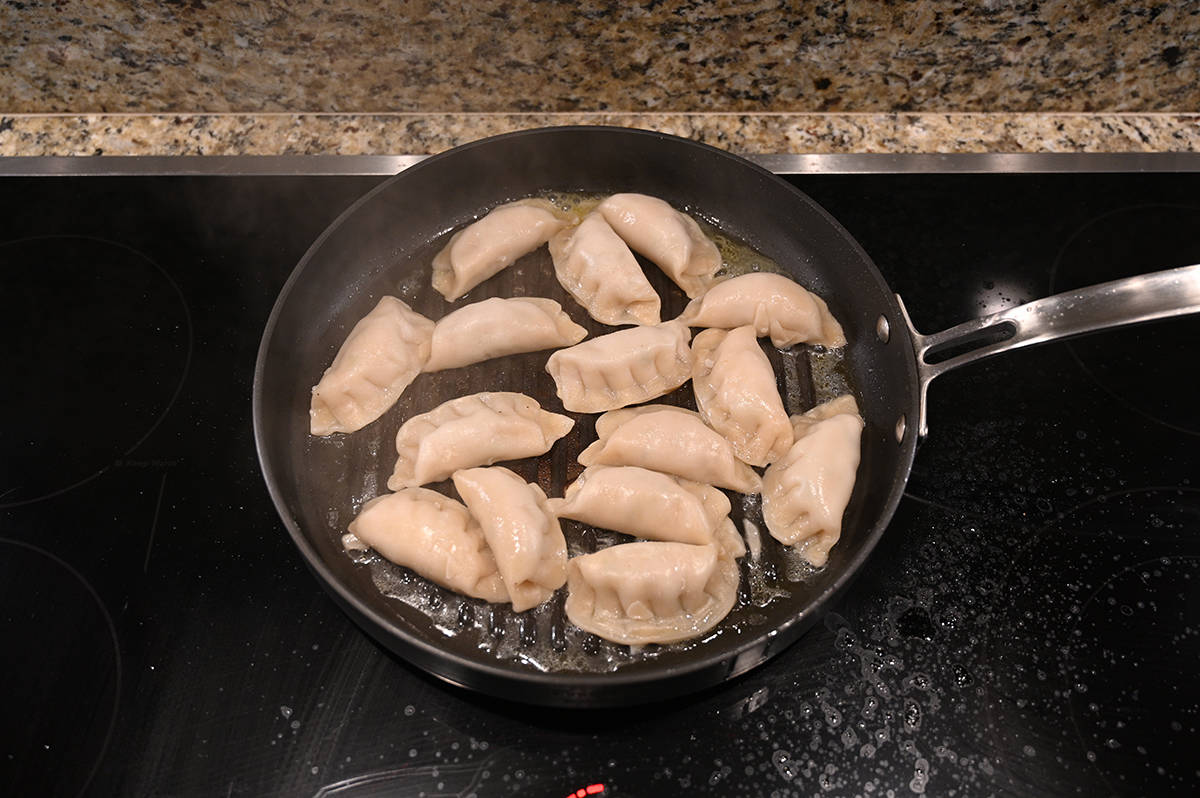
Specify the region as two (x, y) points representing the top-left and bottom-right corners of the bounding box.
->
(2, 1), (1198, 157)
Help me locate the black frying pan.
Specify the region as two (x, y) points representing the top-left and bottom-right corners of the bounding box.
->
(253, 127), (1200, 707)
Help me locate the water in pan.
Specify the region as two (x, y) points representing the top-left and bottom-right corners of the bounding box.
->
(308, 192), (856, 674)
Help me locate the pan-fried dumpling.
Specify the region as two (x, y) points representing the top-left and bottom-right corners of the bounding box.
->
(452, 467), (568, 612)
(431, 198), (570, 301)
(346, 488), (509, 603)
(310, 296), (435, 436)
(597, 193), (721, 298)
(548, 211), (661, 326)
(544, 321), (693, 413)
(388, 392), (573, 490)
(578, 405), (762, 494)
(692, 325), (793, 467)
(565, 540), (739, 645)
(762, 395), (864, 567)
(675, 272), (846, 348)
(548, 465), (732, 546)
(423, 297), (587, 372)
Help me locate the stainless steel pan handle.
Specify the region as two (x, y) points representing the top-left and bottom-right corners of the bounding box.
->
(897, 263), (1200, 438)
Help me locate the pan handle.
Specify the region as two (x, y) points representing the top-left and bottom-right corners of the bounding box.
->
(897, 263), (1200, 438)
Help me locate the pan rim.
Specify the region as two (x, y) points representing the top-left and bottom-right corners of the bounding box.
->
(252, 125), (921, 703)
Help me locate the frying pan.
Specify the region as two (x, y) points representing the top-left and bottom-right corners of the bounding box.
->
(253, 127), (1200, 707)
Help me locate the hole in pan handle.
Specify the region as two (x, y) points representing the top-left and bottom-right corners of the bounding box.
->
(895, 262), (1200, 438)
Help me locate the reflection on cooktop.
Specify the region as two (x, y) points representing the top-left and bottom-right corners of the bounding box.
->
(1050, 203), (1200, 436)
(0, 235), (192, 507)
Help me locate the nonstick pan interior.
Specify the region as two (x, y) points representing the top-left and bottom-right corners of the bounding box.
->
(253, 127), (921, 705)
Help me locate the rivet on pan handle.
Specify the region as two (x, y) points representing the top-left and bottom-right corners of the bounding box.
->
(897, 263), (1200, 438)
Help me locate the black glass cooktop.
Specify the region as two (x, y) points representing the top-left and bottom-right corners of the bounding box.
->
(1, 168), (1198, 798)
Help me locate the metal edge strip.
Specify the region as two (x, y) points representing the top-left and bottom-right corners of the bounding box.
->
(0, 155), (426, 177)
(752, 152), (1200, 174)
(2, 152), (1200, 176)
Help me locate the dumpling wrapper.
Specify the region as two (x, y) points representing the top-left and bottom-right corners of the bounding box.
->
(676, 272), (846, 348)
(452, 466), (568, 612)
(565, 540), (739, 645)
(424, 297), (587, 372)
(346, 488), (508, 603)
(548, 465), (732, 546)
(597, 193), (721, 298)
(548, 211), (661, 326)
(431, 198), (570, 301)
(388, 392), (573, 490)
(692, 325), (793, 467)
(544, 321), (693, 413)
(310, 296), (435, 436)
(762, 395), (864, 567)
(578, 404), (762, 495)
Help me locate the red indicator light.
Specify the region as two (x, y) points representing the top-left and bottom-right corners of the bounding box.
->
(564, 784), (605, 798)
(587, 786), (605, 795)
(575, 790), (585, 798)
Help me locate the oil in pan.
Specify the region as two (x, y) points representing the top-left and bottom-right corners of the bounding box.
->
(322, 190), (858, 676)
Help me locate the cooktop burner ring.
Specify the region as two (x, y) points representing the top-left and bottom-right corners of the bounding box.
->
(1063, 552), (1200, 793)
(1048, 202), (1200, 438)
(0, 234), (193, 508)
(0, 537), (123, 796)
(979, 486), (1200, 791)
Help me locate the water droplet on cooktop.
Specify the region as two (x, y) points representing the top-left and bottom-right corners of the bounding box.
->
(0, 236), (191, 506)
(1049, 204), (1200, 436)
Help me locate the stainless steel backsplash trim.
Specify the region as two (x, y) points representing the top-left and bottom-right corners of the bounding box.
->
(3, 153), (1200, 177)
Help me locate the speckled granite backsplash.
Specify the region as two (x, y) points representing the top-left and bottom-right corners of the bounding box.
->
(2, 0), (1199, 155)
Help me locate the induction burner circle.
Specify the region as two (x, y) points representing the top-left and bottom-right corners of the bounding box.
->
(1049, 204), (1200, 436)
(0, 538), (122, 796)
(982, 488), (1200, 787)
(0, 236), (192, 507)
(1065, 555), (1200, 794)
